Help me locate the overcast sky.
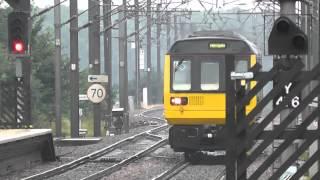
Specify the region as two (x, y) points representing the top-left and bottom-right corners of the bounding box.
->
(30, 0), (256, 11)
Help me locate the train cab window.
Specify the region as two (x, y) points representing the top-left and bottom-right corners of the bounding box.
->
(172, 59), (191, 91)
(200, 62), (220, 90)
(235, 59), (249, 72)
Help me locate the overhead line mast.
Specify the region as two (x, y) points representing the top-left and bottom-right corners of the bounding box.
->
(146, 0), (152, 105)
(70, 0), (79, 137)
(134, 0), (141, 108)
(54, 0), (62, 137)
(103, 0), (113, 136)
(119, 0), (129, 133)
(89, 0), (102, 137)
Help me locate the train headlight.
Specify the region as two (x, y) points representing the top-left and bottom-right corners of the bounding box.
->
(170, 97), (188, 105)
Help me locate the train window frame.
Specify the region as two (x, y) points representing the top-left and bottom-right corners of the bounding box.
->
(171, 57), (192, 91)
(170, 55), (226, 93)
(200, 61), (220, 91)
(235, 55), (250, 73)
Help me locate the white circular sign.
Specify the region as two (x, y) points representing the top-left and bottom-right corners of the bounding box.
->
(87, 84), (106, 103)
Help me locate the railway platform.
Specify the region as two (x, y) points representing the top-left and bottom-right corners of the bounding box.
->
(0, 129), (56, 176)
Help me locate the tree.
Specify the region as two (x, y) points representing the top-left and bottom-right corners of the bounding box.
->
(27, 14), (70, 127)
(0, 8), (15, 81)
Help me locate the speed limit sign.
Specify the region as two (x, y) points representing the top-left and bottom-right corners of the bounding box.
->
(87, 84), (106, 103)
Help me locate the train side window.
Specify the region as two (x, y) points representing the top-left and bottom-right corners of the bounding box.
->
(235, 60), (248, 72)
(200, 62), (219, 90)
(172, 60), (191, 91)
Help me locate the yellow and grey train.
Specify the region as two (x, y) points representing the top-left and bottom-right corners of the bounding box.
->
(163, 31), (260, 155)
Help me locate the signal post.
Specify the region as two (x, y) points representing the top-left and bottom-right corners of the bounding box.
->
(276, 0), (305, 172)
(225, 0), (310, 179)
(5, 0), (32, 125)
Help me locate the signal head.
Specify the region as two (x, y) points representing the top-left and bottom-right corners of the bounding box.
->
(12, 39), (25, 54)
(8, 12), (29, 55)
(268, 16), (308, 55)
(292, 34), (306, 50)
(276, 18), (290, 33)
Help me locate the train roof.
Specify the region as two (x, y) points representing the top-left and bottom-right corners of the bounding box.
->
(189, 30), (245, 39)
(168, 31), (260, 55)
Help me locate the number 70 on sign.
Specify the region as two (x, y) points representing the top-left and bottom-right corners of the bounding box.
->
(87, 84), (106, 103)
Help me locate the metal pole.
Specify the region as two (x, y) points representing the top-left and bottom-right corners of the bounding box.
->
(146, 0), (152, 105)
(316, 0), (320, 174)
(22, 58), (31, 125)
(300, 0), (310, 132)
(189, 20), (193, 35)
(280, 0), (296, 19)
(309, 0), (319, 176)
(70, 0), (79, 137)
(180, 16), (185, 39)
(174, 14), (178, 41)
(300, 1), (313, 172)
(89, 0), (102, 137)
(54, 0), (62, 137)
(189, 11), (193, 35)
(225, 55), (236, 180)
(134, 0), (140, 108)
(103, 0), (113, 135)
(156, 4), (161, 104)
(166, 12), (171, 50)
(317, 0), (320, 175)
(318, 0), (320, 172)
(278, 0), (297, 171)
(119, 4), (129, 133)
(236, 82), (247, 180)
(25, 2), (32, 127)
(312, 0), (319, 71)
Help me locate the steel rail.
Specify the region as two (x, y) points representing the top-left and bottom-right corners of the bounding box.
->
(81, 138), (168, 180)
(23, 109), (167, 180)
(140, 107), (165, 122)
(151, 160), (190, 180)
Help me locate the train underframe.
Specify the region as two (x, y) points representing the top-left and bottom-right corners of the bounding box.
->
(169, 125), (227, 159)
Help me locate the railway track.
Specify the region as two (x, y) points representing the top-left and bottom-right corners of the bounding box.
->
(23, 107), (229, 180)
(151, 159), (225, 180)
(151, 160), (190, 180)
(82, 138), (168, 180)
(23, 108), (168, 180)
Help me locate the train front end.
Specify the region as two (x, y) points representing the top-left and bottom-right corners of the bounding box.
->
(163, 33), (259, 153)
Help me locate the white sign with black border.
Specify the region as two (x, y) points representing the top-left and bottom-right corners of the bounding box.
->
(87, 84), (106, 103)
(79, 94), (89, 101)
(88, 75), (108, 83)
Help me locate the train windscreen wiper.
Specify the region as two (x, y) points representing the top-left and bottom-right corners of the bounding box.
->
(174, 59), (185, 72)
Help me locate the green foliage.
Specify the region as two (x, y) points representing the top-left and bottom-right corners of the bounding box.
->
(30, 16), (54, 124)
(0, 8), (15, 81)
(0, 42), (15, 81)
(0, 8), (10, 42)
(79, 68), (90, 93)
(28, 15), (70, 126)
(50, 116), (107, 137)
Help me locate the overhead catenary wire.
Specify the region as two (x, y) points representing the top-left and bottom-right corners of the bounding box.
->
(32, 0), (68, 19)
(237, 2), (261, 29)
(27, 0), (268, 33)
(60, 2), (100, 27)
(99, 0), (192, 35)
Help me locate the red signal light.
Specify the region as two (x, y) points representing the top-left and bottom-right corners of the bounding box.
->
(12, 39), (25, 54)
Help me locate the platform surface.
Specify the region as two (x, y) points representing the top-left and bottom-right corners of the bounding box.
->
(0, 129), (52, 145)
